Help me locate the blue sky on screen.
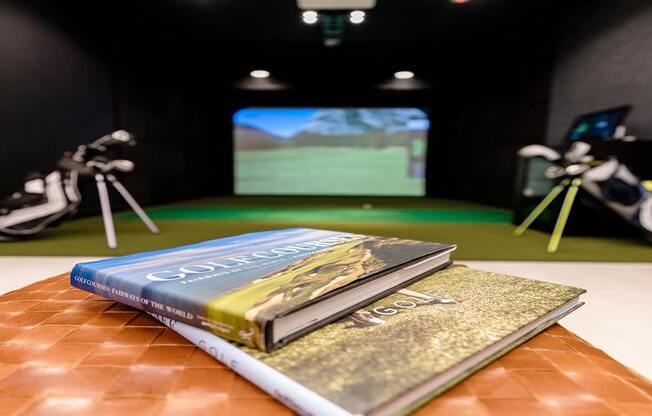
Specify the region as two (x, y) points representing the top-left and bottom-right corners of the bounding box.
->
(234, 108), (318, 138)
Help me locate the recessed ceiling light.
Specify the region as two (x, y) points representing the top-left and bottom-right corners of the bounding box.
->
(394, 71), (415, 80)
(450, 0), (471, 3)
(349, 10), (366, 24)
(302, 10), (318, 24)
(250, 70), (270, 79)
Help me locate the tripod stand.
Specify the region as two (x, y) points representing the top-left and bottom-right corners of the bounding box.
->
(513, 177), (582, 253)
(95, 172), (159, 249)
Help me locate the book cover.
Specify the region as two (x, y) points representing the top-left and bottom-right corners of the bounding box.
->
(71, 227), (451, 351)
(156, 266), (586, 416)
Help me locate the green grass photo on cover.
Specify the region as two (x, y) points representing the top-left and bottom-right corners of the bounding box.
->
(244, 267), (585, 415)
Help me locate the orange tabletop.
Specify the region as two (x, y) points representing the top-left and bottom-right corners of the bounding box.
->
(0, 274), (650, 415)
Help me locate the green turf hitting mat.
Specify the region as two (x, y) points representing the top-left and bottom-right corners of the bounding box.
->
(0, 197), (650, 261)
(121, 207), (511, 223)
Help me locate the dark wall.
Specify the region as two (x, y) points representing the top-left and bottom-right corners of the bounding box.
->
(110, 69), (232, 207)
(108, 42), (444, 206)
(0, 4), (114, 198)
(547, 0), (652, 144)
(1, 0), (564, 210)
(428, 51), (554, 207)
(0, 2), (232, 209)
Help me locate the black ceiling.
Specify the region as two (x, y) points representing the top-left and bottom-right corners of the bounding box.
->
(18, 0), (574, 55)
(10, 0), (589, 92)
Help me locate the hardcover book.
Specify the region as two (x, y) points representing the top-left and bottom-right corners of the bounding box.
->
(155, 266), (586, 416)
(71, 227), (454, 351)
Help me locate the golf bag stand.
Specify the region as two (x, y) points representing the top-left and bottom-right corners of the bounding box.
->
(80, 135), (160, 249)
(514, 177), (583, 253)
(94, 172), (159, 249)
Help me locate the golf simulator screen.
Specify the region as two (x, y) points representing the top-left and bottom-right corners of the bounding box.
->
(233, 108), (429, 196)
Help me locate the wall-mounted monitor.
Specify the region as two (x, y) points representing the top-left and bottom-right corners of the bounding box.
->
(233, 108), (429, 196)
(565, 105), (631, 141)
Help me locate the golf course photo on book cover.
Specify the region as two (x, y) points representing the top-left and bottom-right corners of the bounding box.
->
(246, 266), (585, 415)
(205, 234), (439, 350)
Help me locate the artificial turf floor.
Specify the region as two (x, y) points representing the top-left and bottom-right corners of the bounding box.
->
(0, 197), (650, 261)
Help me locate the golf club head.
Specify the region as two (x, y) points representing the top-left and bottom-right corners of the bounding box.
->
(111, 130), (135, 144)
(105, 130), (136, 147)
(517, 144), (562, 161)
(109, 159), (135, 172)
(544, 164), (566, 179)
(565, 141), (592, 163)
(565, 163), (590, 176)
(89, 130), (136, 150)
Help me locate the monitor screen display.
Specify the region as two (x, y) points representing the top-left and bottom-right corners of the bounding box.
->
(233, 108), (429, 196)
(566, 106), (630, 141)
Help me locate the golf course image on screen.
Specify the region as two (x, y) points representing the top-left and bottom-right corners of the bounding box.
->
(234, 108), (428, 196)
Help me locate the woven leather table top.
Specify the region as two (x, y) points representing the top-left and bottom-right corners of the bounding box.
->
(0, 274), (650, 416)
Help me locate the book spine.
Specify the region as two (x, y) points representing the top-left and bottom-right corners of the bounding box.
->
(70, 263), (261, 349)
(70, 263), (147, 310)
(151, 313), (352, 416)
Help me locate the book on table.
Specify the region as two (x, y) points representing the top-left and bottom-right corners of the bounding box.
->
(71, 227), (455, 352)
(154, 266), (586, 416)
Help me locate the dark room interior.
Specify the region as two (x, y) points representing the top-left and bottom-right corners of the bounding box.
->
(0, 0), (651, 414)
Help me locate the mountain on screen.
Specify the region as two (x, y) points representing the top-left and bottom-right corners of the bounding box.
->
(300, 109), (429, 136)
(234, 125), (285, 151)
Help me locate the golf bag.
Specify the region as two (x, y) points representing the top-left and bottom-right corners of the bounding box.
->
(581, 158), (652, 239)
(0, 170), (80, 240)
(516, 141), (652, 244)
(0, 130), (156, 245)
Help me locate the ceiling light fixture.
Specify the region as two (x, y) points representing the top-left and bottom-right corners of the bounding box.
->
(250, 70), (271, 79)
(394, 71), (415, 80)
(349, 10), (366, 24)
(302, 10), (319, 24)
(450, 0), (471, 3)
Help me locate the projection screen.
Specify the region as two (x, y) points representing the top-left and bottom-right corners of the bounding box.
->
(234, 108), (428, 196)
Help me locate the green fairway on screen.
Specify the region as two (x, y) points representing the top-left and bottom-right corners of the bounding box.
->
(234, 108), (428, 196)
